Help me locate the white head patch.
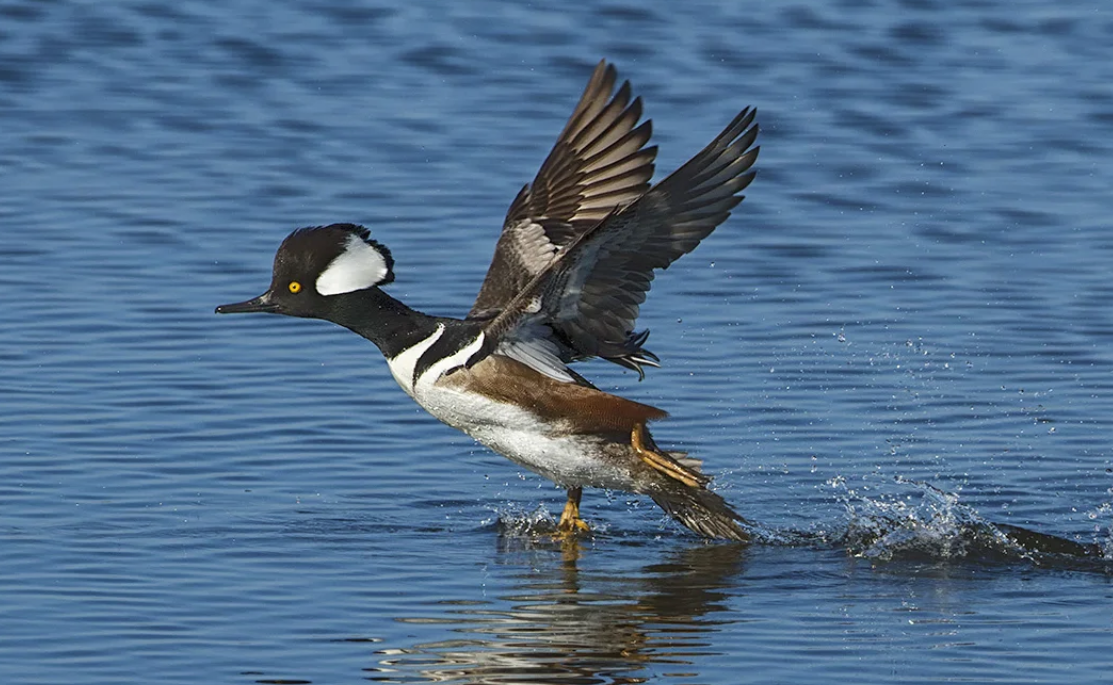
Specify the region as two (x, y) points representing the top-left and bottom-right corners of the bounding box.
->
(316, 234), (392, 295)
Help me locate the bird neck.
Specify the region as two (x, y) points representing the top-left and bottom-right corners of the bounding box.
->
(323, 287), (442, 359)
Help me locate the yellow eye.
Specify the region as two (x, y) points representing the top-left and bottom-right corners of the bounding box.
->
(288, 281), (302, 294)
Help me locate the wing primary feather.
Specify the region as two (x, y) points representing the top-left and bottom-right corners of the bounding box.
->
(474, 68), (758, 384)
(470, 61), (657, 320)
(483, 106), (759, 377)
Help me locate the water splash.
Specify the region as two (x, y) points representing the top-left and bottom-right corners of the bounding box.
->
(828, 476), (1110, 569)
(488, 503), (559, 538)
(484, 482), (1111, 572)
(1085, 492), (1113, 559)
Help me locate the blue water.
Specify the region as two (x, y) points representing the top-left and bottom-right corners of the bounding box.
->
(3, 0), (1113, 683)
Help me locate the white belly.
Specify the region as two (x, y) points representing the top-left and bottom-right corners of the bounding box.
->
(409, 376), (633, 490)
(384, 329), (634, 489)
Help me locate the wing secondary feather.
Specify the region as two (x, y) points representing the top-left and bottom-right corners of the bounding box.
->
(485, 107), (759, 378)
(469, 60), (657, 320)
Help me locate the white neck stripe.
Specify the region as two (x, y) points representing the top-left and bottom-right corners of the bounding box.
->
(385, 326), (445, 397)
(415, 333), (486, 390)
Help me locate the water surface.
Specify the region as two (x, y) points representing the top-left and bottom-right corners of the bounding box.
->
(3, 1), (1113, 683)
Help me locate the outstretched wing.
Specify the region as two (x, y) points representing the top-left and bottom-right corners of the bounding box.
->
(487, 107), (759, 377)
(468, 60), (657, 320)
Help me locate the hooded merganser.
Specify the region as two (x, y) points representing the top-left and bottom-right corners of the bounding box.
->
(217, 61), (759, 541)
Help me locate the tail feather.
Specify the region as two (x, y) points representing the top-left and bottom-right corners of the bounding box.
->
(650, 485), (750, 542)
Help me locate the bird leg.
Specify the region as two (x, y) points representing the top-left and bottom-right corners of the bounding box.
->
(556, 486), (591, 535)
(631, 422), (704, 488)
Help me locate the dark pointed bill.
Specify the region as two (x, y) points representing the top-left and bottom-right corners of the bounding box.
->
(215, 292), (278, 314)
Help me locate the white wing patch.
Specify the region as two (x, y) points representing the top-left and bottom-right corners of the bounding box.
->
(512, 220), (560, 275)
(496, 327), (575, 383)
(316, 234), (392, 296)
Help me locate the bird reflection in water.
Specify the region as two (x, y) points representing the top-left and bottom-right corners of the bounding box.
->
(363, 540), (747, 684)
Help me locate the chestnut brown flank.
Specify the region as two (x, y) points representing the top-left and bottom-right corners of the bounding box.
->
(445, 354), (667, 438)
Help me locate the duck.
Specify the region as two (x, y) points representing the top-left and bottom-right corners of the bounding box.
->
(216, 60), (759, 540)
